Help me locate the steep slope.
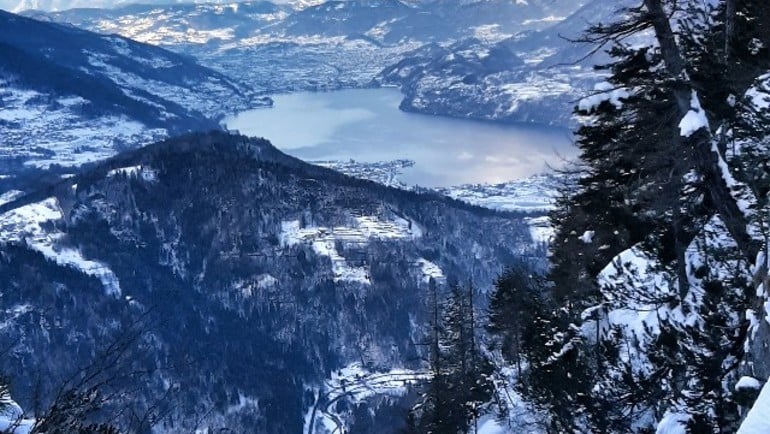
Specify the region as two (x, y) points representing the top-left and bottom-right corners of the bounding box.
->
(0, 10), (257, 170)
(0, 132), (535, 432)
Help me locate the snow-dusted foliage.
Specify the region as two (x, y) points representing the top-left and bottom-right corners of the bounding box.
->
(578, 82), (631, 113)
(588, 216), (751, 431)
(510, 0), (770, 432)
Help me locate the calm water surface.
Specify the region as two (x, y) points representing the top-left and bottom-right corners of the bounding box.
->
(225, 88), (575, 187)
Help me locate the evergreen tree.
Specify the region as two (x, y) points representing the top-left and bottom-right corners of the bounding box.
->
(408, 282), (494, 433)
(514, 0), (770, 431)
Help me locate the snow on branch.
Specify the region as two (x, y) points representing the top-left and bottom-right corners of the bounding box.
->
(679, 91), (710, 137)
(578, 82), (632, 114)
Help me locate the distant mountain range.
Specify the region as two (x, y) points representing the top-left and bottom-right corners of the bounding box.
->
(24, 0), (607, 126)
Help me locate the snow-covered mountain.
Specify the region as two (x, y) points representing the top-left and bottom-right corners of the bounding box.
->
(375, 36), (591, 126)
(376, 0), (634, 126)
(0, 10), (260, 171)
(0, 131), (537, 432)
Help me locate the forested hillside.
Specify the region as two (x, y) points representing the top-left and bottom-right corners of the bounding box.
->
(0, 132), (538, 432)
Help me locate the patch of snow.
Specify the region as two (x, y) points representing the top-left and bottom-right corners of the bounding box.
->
(0, 198), (121, 296)
(281, 215), (421, 285)
(108, 165), (142, 177)
(0, 393), (34, 434)
(578, 82), (631, 113)
(232, 275), (278, 298)
(736, 376), (762, 391)
(107, 165), (158, 182)
(580, 230), (594, 244)
(256, 274), (278, 289)
(312, 239), (371, 285)
(487, 364), (546, 432)
(749, 38), (765, 56)
(477, 416), (506, 434)
(711, 139), (759, 236)
(747, 308), (760, 353)
(522, 15), (565, 26)
(0, 190), (24, 207)
(595, 245), (679, 373)
(656, 411), (689, 434)
(472, 24), (512, 43)
(416, 258), (445, 283)
(305, 362), (429, 434)
(524, 215), (553, 244)
(738, 377), (770, 434)
(679, 91), (710, 137)
(0, 304), (33, 332)
(225, 393), (260, 416)
(745, 74), (770, 110)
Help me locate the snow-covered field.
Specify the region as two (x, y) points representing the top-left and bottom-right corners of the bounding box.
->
(311, 160), (562, 213)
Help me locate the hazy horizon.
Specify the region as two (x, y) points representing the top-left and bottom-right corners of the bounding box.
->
(0, 0), (313, 13)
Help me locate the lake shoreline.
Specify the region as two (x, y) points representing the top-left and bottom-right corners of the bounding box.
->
(224, 88), (575, 188)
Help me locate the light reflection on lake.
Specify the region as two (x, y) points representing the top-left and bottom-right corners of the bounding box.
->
(224, 88), (575, 187)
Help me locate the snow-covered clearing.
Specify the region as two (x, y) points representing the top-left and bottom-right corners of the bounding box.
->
(304, 362), (429, 434)
(280, 215), (427, 285)
(107, 165), (158, 182)
(0, 198), (121, 296)
(524, 216), (553, 244)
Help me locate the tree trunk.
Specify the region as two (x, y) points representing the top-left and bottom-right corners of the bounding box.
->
(725, 0), (736, 61)
(643, 0), (762, 265)
(430, 279), (440, 377)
